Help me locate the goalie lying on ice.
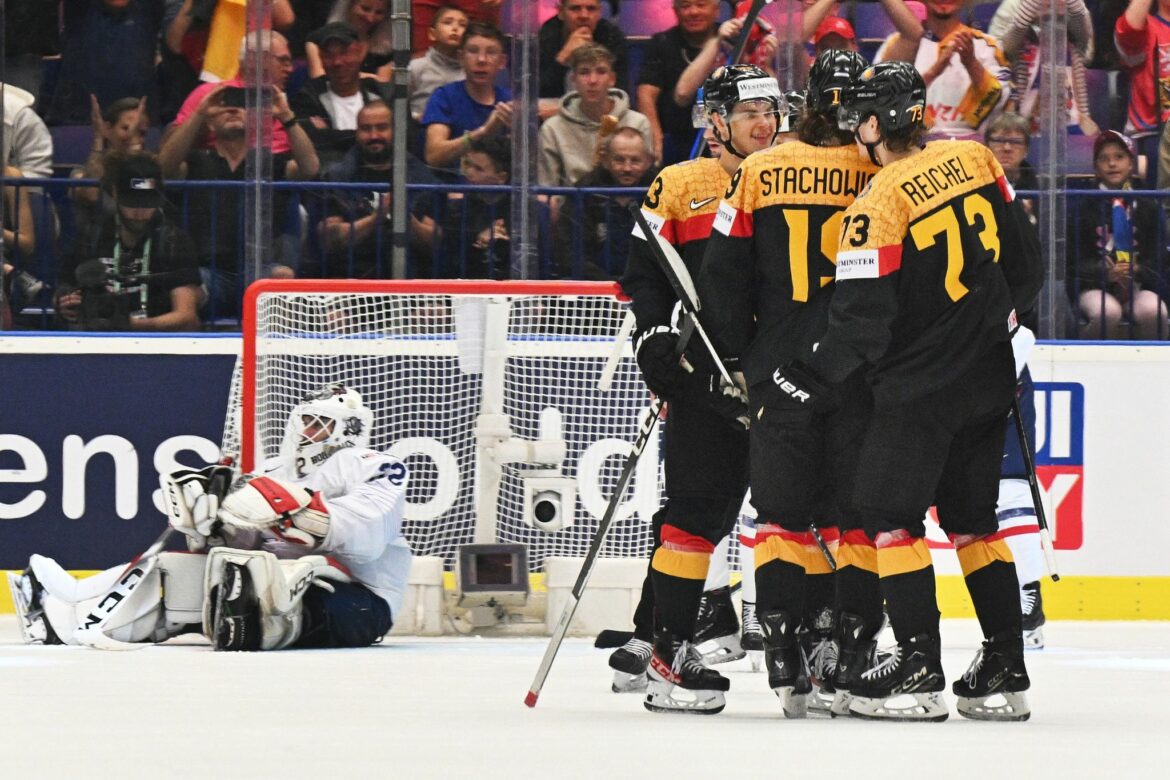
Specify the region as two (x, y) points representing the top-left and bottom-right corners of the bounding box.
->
(7, 384), (413, 651)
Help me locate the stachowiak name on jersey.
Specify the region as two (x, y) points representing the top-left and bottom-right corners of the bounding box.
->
(809, 140), (1043, 405)
(697, 142), (879, 387)
(622, 156), (732, 362)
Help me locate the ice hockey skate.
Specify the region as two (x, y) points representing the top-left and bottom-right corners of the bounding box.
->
(6, 568), (62, 646)
(741, 599), (764, 672)
(829, 612), (880, 717)
(847, 633), (948, 722)
(608, 636), (652, 693)
(693, 586), (745, 664)
(760, 609), (811, 718)
(953, 631), (1032, 721)
(644, 634), (730, 715)
(800, 617), (837, 716)
(1021, 581), (1046, 650)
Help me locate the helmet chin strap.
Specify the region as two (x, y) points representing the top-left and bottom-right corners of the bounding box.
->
(713, 117), (748, 160)
(855, 129), (884, 167)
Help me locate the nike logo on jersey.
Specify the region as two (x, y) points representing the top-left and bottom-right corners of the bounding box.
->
(689, 196), (716, 210)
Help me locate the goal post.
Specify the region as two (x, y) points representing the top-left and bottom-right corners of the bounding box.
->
(226, 278), (666, 572)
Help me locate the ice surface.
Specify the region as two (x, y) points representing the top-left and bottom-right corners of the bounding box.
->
(1, 617), (1167, 779)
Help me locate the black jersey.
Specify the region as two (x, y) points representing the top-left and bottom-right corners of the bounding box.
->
(810, 140), (1043, 404)
(622, 156), (730, 341)
(698, 141), (879, 386)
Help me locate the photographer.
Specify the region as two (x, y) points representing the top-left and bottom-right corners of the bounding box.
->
(55, 153), (203, 332)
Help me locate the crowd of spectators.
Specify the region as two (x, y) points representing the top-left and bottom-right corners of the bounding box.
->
(0, 1), (1168, 339)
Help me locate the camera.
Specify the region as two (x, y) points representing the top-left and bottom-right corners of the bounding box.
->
(522, 476), (577, 533)
(74, 259), (145, 330)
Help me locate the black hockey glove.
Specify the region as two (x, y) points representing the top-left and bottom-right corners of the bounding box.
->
(754, 360), (835, 416)
(676, 371), (751, 431)
(635, 326), (690, 397)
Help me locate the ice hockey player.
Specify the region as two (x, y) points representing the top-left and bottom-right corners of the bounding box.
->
(8, 384), (411, 651)
(618, 63), (783, 715)
(770, 61), (1042, 721)
(698, 49), (878, 718)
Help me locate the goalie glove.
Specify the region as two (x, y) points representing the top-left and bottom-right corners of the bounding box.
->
(160, 465), (235, 551)
(217, 475), (331, 549)
(634, 326), (691, 397)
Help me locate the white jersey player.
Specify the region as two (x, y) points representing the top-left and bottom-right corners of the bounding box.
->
(8, 384), (412, 652)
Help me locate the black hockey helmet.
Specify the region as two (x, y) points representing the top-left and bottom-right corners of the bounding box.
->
(702, 64), (783, 158)
(805, 49), (868, 117)
(839, 61), (927, 135)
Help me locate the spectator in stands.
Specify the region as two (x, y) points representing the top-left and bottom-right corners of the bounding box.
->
(42, 1), (164, 126)
(637, 0), (723, 165)
(1072, 130), (1168, 339)
(3, 167), (43, 329)
(442, 136), (512, 279)
(292, 22), (395, 168)
(1116, 0), (1170, 180)
(54, 153), (203, 332)
(553, 127), (657, 280)
(539, 0), (630, 99)
(70, 96), (151, 236)
(158, 82), (319, 320)
(164, 30), (297, 155)
(287, 0), (334, 59)
(316, 100), (439, 278)
(876, 0), (1011, 137)
(812, 15), (858, 55)
(539, 44), (652, 190)
(412, 0), (501, 56)
(422, 22), (513, 172)
(1, 82), (53, 178)
(306, 0), (395, 82)
(992, 0), (1098, 136)
(985, 112), (1038, 223)
(408, 5), (468, 120)
(196, 0), (295, 82)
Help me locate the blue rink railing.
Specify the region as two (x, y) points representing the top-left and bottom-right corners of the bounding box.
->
(2, 178), (1170, 340)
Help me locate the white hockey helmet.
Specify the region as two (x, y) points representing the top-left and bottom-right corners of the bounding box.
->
(280, 383), (373, 478)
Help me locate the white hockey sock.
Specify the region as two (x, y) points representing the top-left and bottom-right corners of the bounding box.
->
(704, 535), (731, 591)
(997, 478), (1045, 586)
(738, 514), (757, 604)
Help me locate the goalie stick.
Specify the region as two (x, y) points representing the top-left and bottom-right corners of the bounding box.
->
(629, 204), (837, 571)
(1010, 396), (1060, 582)
(526, 317), (696, 708)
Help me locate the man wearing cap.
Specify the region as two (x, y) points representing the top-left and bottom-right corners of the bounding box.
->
(812, 16), (859, 55)
(55, 153), (203, 332)
(291, 21), (395, 168)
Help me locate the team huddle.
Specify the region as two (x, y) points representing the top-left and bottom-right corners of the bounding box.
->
(7, 50), (1044, 725)
(618, 51), (1043, 722)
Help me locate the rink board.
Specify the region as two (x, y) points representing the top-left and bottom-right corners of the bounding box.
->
(0, 337), (1168, 619)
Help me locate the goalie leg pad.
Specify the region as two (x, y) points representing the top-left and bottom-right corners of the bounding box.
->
(203, 548), (353, 651)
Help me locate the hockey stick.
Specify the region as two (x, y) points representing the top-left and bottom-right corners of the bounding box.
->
(630, 204), (837, 571)
(598, 310), (637, 392)
(526, 317), (697, 707)
(593, 579), (747, 649)
(72, 527), (176, 651)
(1010, 396), (1060, 582)
(688, 0), (775, 159)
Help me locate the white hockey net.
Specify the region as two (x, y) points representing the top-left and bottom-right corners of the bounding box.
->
(224, 280), (665, 571)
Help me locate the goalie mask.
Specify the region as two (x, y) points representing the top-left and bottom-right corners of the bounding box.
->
(702, 64), (783, 159)
(280, 384), (373, 478)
